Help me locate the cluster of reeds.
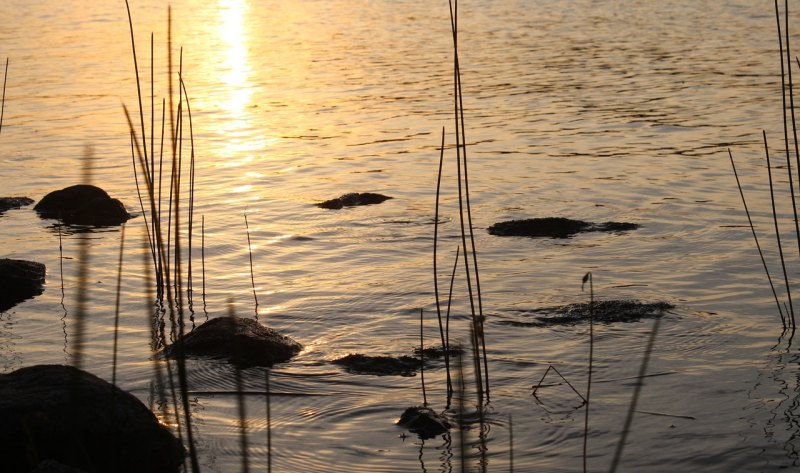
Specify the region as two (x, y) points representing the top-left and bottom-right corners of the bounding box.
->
(730, 0), (800, 342)
(428, 0), (490, 408)
(122, 1), (204, 470)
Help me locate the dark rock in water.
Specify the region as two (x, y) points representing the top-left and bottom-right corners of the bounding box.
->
(317, 192), (392, 209)
(0, 364), (184, 473)
(0, 196), (34, 215)
(412, 344), (464, 360)
(0, 258), (45, 312)
(166, 316), (303, 367)
(505, 300), (674, 327)
(34, 184), (131, 226)
(397, 406), (451, 439)
(332, 353), (421, 376)
(488, 217), (639, 238)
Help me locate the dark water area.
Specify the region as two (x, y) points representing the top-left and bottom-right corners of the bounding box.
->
(2, 0), (800, 471)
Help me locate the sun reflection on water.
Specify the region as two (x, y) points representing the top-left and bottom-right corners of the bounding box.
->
(215, 0), (273, 166)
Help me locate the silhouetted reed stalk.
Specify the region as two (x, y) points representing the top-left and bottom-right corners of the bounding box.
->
(420, 308), (428, 406)
(244, 212), (259, 316)
(445, 246), (460, 406)
(266, 369), (272, 473)
(70, 152), (93, 370)
(775, 0), (800, 265)
(144, 234), (169, 425)
(531, 365), (586, 403)
(202, 214), (208, 319)
(582, 272), (594, 473)
(456, 350), (466, 473)
(608, 317), (661, 473)
(0, 58), (7, 135)
(433, 126), (453, 399)
(764, 131), (796, 330)
(112, 225), (127, 388)
(233, 310), (252, 473)
(448, 0), (489, 402)
(729, 149), (786, 325)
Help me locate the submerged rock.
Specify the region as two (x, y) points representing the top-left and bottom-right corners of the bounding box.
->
(332, 353), (421, 376)
(411, 344), (464, 359)
(317, 192), (392, 209)
(397, 406), (451, 439)
(0, 364), (184, 473)
(165, 316), (303, 367)
(0, 258), (45, 312)
(0, 196), (34, 215)
(30, 460), (89, 473)
(34, 184), (131, 226)
(488, 217), (639, 238)
(504, 300), (674, 327)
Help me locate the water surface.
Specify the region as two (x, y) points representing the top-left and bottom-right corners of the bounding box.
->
(1, 1), (799, 471)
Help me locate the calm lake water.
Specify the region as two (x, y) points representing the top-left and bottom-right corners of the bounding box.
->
(2, 0), (800, 471)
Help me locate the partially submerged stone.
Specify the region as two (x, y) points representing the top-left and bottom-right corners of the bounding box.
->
(0, 196), (34, 215)
(34, 184), (131, 226)
(317, 192), (392, 209)
(506, 300), (674, 327)
(0, 258), (45, 312)
(397, 406), (451, 439)
(332, 353), (420, 376)
(0, 364), (184, 473)
(165, 316), (302, 367)
(488, 217), (638, 238)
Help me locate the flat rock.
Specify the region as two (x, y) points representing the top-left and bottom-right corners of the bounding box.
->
(0, 364), (184, 473)
(332, 353), (421, 376)
(0, 196), (34, 215)
(317, 192), (392, 209)
(503, 300), (674, 327)
(397, 406), (451, 439)
(488, 217), (639, 238)
(0, 258), (45, 312)
(165, 316), (302, 367)
(34, 185), (131, 226)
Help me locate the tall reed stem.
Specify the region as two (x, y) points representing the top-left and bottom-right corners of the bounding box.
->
(765, 131), (796, 329)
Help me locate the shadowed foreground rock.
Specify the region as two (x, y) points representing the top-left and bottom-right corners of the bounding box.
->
(0, 258), (45, 312)
(317, 192), (392, 209)
(0, 196), (34, 215)
(397, 406), (451, 439)
(34, 185), (131, 226)
(332, 353), (421, 376)
(166, 316), (303, 367)
(502, 300), (674, 327)
(0, 365), (184, 473)
(488, 217), (639, 238)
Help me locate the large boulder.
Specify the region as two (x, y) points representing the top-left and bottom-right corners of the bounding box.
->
(166, 316), (303, 367)
(317, 192), (392, 209)
(34, 185), (131, 226)
(488, 217), (638, 238)
(0, 258), (45, 312)
(0, 196), (34, 216)
(0, 364), (184, 473)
